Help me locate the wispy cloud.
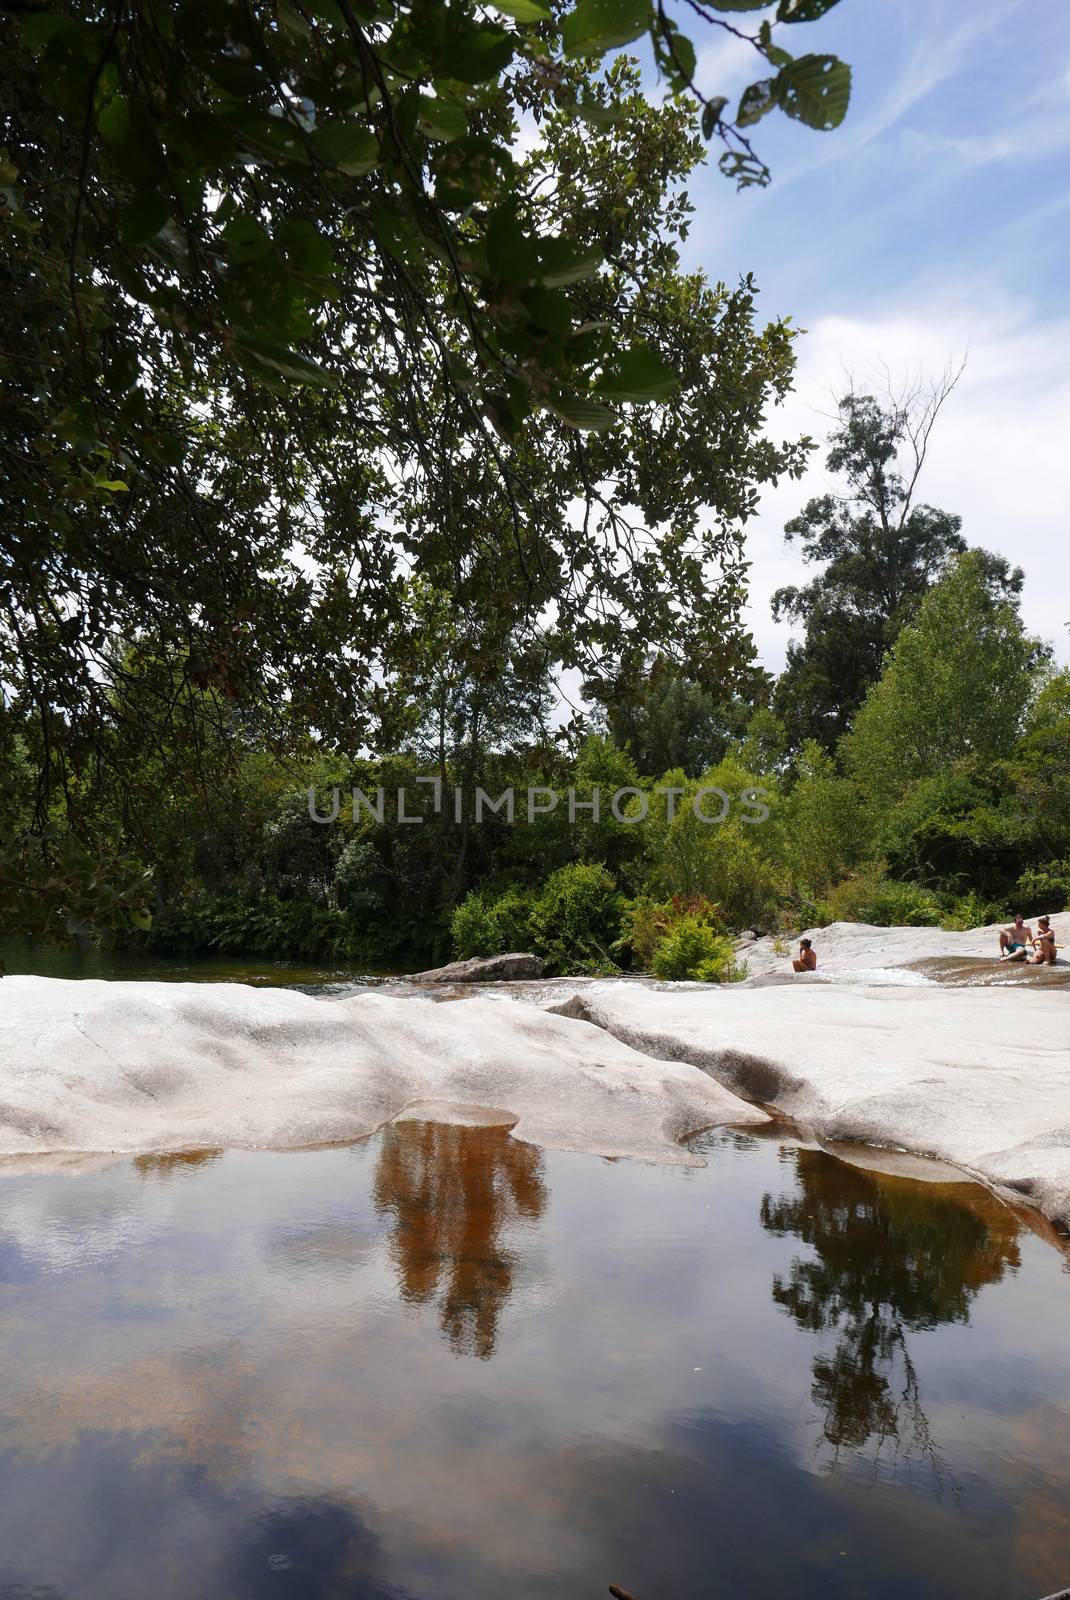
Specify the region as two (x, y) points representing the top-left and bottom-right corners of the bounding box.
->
(743, 281), (1070, 671)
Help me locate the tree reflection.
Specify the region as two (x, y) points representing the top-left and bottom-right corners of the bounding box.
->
(373, 1121), (546, 1360)
(761, 1149), (1022, 1468)
(133, 1148), (222, 1179)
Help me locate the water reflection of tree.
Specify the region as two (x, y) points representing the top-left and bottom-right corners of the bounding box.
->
(133, 1149), (222, 1179)
(373, 1121), (546, 1360)
(761, 1149), (1021, 1471)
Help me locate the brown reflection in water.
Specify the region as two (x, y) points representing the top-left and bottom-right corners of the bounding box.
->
(373, 1121), (546, 1360)
(762, 1149), (1022, 1472)
(133, 1149), (223, 1179)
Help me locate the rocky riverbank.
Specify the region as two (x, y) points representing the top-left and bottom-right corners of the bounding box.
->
(0, 976), (765, 1165)
(3, 912), (1068, 1233)
(550, 980), (1070, 1233)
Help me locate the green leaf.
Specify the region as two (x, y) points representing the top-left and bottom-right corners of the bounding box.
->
(96, 93), (131, 149)
(235, 113), (312, 167)
(120, 190), (171, 245)
(706, 0), (768, 10)
(493, 0), (552, 19)
(282, 219), (333, 276)
(97, 97), (163, 184)
(777, 0), (843, 19)
(776, 54), (851, 130)
(311, 119), (379, 175)
(572, 98), (629, 128)
(547, 394), (617, 431)
(222, 214), (272, 263)
(521, 285), (572, 337)
(486, 204), (536, 283)
(658, 27), (696, 89)
(92, 476), (130, 493)
(537, 238), (602, 287)
(562, 0), (650, 59)
(234, 338), (339, 387)
(598, 346), (678, 403)
(701, 96), (728, 139)
(737, 78), (777, 128)
(129, 907), (154, 931)
(416, 97), (468, 142)
(440, 27), (515, 84)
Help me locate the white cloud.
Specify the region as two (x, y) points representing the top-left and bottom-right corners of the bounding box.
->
(743, 284), (1070, 673)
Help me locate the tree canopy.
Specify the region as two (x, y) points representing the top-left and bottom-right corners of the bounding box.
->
(770, 379), (1023, 748)
(1, 0), (858, 933)
(842, 550), (1047, 807)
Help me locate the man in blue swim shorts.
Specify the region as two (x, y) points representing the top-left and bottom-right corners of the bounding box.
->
(999, 912), (1033, 958)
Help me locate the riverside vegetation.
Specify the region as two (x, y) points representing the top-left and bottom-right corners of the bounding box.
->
(6, 523), (1067, 982)
(3, 5), (1067, 979)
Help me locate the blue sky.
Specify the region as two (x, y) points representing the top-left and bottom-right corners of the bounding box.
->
(674, 0), (1070, 671)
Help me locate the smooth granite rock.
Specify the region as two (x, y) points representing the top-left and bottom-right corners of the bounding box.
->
(548, 982), (1070, 1232)
(0, 976), (765, 1164)
(410, 952), (545, 983)
(736, 911), (1070, 983)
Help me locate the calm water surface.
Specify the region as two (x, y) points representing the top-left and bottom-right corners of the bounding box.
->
(1, 1125), (1069, 1599)
(0, 937), (395, 992)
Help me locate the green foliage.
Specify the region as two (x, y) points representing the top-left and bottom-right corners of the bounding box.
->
(823, 865), (942, 928)
(842, 553), (1046, 808)
(876, 761), (1025, 900)
(615, 894), (671, 968)
(450, 894), (501, 960)
(643, 756), (788, 931)
(527, 862), (623, 975)
(606, 660), (771, 779)
(451, 887), (535, 958)
(616, 892), (742, 981)
(650, 918), (743, 983)
(771, 388), (1023, 750)
(4, 14), (836, 932)
(1015, 861), (1070, 913)
(781, 741), (867, 897)
(939, 890), (1009, 932)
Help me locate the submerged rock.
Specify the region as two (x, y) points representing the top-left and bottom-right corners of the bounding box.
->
(548, 984), (1070, 1233)
(0, 975), (765, 1163)
(410, 952), (545, 983)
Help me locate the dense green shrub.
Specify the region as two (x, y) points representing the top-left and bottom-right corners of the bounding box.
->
(643, 756), (788, 932)
(650, 917), (744, 982)
(527, 863), (623, 976)
(939, 889), (1009, 931)
(614, 895), (671, 969)
(824, 866), (942, 927)
(450, 887), (535, 959)
(615, 893), (723, 970)
(450, 893), (502, 959)
(1015, 860), (1070, 912)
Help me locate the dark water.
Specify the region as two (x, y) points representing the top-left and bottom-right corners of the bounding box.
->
(1, 1125), (1069, 1600)
(0, 937), (394, 993)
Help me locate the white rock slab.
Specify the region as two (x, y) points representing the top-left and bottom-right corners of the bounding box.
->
(549, 984), (1070, 1230)
(738, 911), (1070, 982)
(0, 976), (766, 1165)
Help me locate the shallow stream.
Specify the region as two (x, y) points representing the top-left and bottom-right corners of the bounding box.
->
(2, 1123), (1069, 1599)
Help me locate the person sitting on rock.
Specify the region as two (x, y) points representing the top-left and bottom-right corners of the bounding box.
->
(1027, 916), (1057, 966)
(999, 913), (1032, 958)
(792, 938), (817, 973)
